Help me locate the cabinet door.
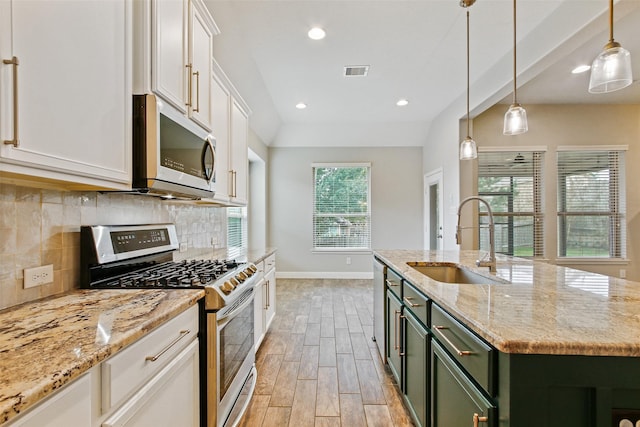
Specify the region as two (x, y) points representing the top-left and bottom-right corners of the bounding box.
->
(386, 291), (402, 385)
(230, 99), (248, 205)
(254, 277), (265, 350)
(188, 1), (213, 130)
(151, 0), (188, 113)
(264, 267), (276, 330)
(1, 0), (131, 189)
(6, 373), (91, 427)
(210, 70), (230, 202)
(102, 340), (200, 427)
(431, 340), (496, 427)
(405, 311), (428, 427)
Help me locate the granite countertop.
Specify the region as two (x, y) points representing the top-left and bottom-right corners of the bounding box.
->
(374, 249), (640, 357)
(0, 289), (203, 424)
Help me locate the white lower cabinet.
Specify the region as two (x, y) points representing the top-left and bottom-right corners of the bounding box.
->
(6, 305), (200, 427)
(101, 340), (199, 427)
(255, 254), (276, 351)
(6, 373), (92, 427)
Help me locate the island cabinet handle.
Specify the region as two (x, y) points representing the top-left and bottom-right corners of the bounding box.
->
(433, 325), (475, 356)
(385, 279), (398, 287)
(473, 413), (489, 427)
(403, 296), (421, 308)
(394, 310), (401, 352)
(399, 315), (406, 356)
(145, 329), (190, 362)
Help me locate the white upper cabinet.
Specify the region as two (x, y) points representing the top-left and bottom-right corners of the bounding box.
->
(230, 98), (249, 205)
(150, 0), (217, 131)
(206, 60), (251, 206)
(210, 68), (231, 204)
(0, 0), (131, 190)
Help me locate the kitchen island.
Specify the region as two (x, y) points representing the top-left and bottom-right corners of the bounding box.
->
(374, 249), (640, 427)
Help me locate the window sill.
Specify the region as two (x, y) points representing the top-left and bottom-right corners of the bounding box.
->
(554, 257), (629, 266)
(312, 248), (373, 254)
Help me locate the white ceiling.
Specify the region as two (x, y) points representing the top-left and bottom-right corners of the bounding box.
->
(205, 0), (640, 147)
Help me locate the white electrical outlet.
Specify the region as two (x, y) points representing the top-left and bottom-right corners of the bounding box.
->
(179, 242), (188, 253)
(24, 265), (54, 288)
(620, 269), (627, 279)
(346, 256), (351, 265)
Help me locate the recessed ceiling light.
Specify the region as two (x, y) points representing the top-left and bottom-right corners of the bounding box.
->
(296, 102), (307, 109)
(396, 99), (409, 107)
(308, 27), (326, 40)
(572, 64), (591, 74)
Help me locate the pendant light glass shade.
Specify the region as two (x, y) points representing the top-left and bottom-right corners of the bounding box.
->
(589, 43), (633, 93)
(460, 9), (477, 160)
(460, 136), (477, 160)
(503, 103), (528, 135)
(588, 0), (633, 93)
(503, 0), (528, 135)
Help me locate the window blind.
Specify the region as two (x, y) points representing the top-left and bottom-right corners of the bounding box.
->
(312, 164), (371, 250)
(557, 150), (626, 258)
(227, 207), (247, 258)
(477, 151), (544, 257)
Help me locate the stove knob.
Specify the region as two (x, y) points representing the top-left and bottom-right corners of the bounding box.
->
(220, 281), (235, 294)
(248, 265), (257, 273)
(238, 271), (248, 281)
(230, 277), (240, 286)
(244, 268), (254, 277)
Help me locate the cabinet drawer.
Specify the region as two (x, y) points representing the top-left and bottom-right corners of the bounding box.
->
(264, 253), (276, 272)
(431, 304), (495, 396)
(385, 268), (402, 298)
(101, 304), (199, 413)
(402, 282), (428, 327)
(255, 260), (265, 280)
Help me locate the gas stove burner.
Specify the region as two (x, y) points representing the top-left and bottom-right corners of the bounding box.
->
(98, 259), (244, 289)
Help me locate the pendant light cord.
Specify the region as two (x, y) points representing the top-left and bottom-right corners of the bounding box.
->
(609, 0), (614, 44)
(512, 0), (517, 104)
(466, 10), (471, 138)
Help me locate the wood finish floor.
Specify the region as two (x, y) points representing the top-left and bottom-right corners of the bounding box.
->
(239, 278), (415, 427)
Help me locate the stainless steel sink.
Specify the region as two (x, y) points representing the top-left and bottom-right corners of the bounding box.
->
(407, 262), (507, 284)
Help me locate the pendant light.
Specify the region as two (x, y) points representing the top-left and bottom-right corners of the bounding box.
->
(589, 0), (633, 93)
(503, 0), (528, 135)
(460, 3), (477, 160)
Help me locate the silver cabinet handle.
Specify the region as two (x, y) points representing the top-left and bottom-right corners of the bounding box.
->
(403, 296), (422, 308)
(3, 56), (19, 147)
(185, 63), (193, 107)
(433, 325), (475, 356)
(145, 329), (190, 362)
(193, 70), (200, 112)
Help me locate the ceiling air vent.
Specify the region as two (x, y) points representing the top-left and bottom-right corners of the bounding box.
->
(344, 65), (369, 77)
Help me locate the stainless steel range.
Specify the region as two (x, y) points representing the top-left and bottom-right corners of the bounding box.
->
(80, 223), (258, 427)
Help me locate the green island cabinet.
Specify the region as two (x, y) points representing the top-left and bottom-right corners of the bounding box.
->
(376, 258), (640, 427)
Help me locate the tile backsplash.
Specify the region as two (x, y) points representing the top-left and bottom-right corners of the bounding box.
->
(0, 183), (226, 310)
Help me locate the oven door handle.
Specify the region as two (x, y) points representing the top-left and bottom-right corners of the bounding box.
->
(217, 289), (254, 326)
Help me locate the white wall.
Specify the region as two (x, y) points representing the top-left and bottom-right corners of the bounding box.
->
(269, 146), (423, 277)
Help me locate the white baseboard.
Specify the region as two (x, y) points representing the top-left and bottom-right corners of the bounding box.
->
(276, 271), (374, 280)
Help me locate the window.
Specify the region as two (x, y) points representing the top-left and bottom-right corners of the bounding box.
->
(557, 150), (626, 258)
(477, 151), (544, 257)
(227, 207), (247, 258)
(312, 163), (371, 251)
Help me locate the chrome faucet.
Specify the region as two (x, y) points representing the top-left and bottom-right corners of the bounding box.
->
(456, 196), (496, 272)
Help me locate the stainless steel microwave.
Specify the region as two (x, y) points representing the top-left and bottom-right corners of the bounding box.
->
(132, 94), (216, 199)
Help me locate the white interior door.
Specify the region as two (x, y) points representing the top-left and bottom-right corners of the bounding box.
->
(424, 169), (444, 250)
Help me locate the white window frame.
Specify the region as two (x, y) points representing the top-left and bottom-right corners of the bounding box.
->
(556, 146), (627, 261)
(312, 162), (372, 253)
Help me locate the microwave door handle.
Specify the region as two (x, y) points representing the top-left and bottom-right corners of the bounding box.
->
(202, 138), (215, 182)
